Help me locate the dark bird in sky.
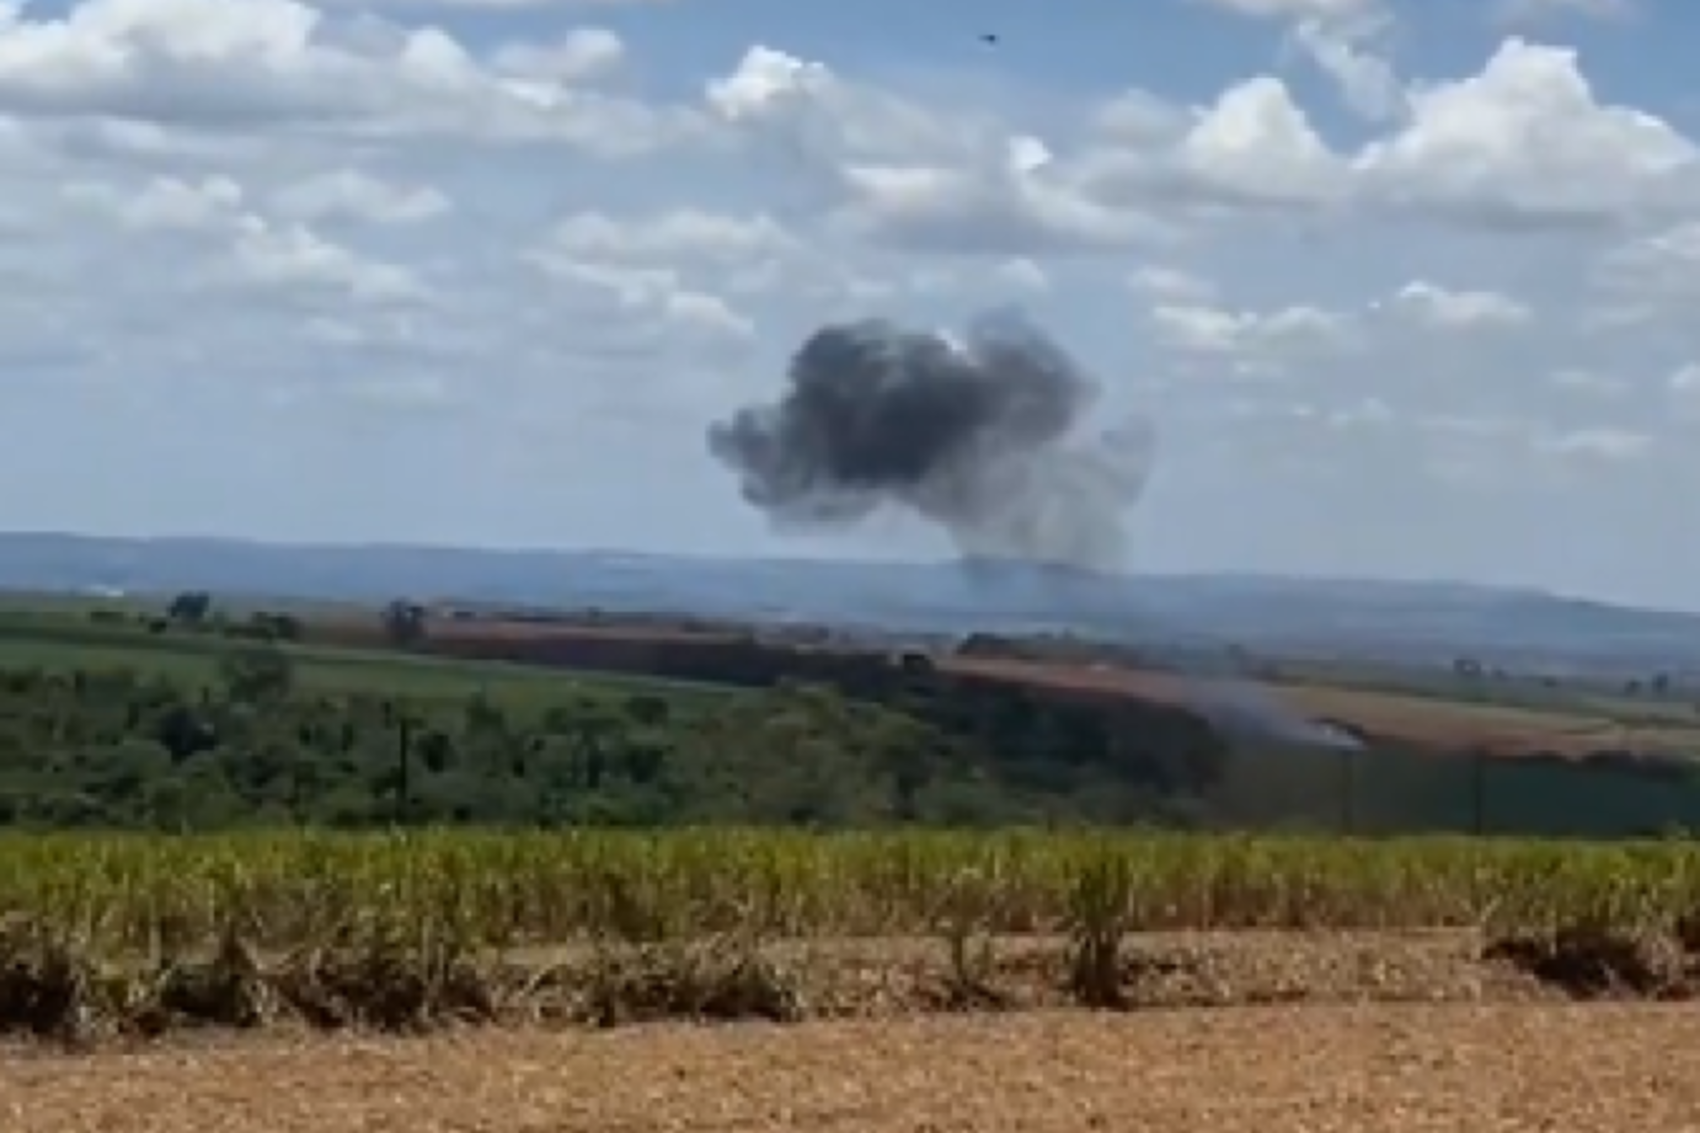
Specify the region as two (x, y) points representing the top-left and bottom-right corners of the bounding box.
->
(981, 33), (998, 45)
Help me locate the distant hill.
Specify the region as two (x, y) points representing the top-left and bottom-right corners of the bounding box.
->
(2, 531), (1699, 674)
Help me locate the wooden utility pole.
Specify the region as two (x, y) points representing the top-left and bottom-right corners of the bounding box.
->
(1471, 747), (1487, 836)
(395, 713), (413, 826)
(1339, 743), (1355, 835)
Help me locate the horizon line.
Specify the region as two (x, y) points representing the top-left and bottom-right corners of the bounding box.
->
(0, 526), (1670, 615)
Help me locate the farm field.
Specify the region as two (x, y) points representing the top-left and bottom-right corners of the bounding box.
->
(0, 612), (720, 708)
(5, 830), (1700, 1046)
(7, 1004), (1697, 1133)
(301, 609), (1700, 760)
(931, 654), (1700, 758)
(4, 833), (1700, 1133)
(25, 593), (1700, 763)
(14, 829), (1696, 946)
(8, 596), (1700, 834)
(1276, 681), (1700, 756)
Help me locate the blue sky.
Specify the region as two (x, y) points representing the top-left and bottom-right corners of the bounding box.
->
(1, 0), (1699, 605)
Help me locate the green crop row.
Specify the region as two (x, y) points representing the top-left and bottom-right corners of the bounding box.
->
(4, 829), (1698, 955)
(0, 618), (695, 708)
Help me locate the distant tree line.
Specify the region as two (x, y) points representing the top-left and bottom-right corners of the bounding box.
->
(88, 591), (303, 645)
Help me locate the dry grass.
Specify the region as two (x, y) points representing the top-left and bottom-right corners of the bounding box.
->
(0, 925), (1686, 1045)
(10, 829), (1700, 1045)
(7, 1003), (1700, 1132)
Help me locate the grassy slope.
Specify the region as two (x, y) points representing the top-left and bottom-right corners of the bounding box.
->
(0, 608), (723, 709)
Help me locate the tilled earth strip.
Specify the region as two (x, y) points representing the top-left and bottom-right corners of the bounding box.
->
(7, 1003), (1700, 1132)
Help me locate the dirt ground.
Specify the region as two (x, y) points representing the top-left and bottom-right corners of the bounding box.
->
(7, 1004), (1699, 1133)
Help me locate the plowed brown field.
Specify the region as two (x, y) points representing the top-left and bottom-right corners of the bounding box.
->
(8, 1004), (1698, 1132)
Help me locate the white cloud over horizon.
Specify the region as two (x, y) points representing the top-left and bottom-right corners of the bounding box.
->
(0, 0), (1697, 607)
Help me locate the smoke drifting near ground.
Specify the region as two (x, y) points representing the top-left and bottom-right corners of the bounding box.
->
(706, 311), (1155, 572)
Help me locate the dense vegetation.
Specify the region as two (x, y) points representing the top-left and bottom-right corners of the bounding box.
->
(0, 615), (1232, 830)
(6, 596), (1700, 836)
(15, 829), (1695, 949)
(4, 829), (1700, 1040)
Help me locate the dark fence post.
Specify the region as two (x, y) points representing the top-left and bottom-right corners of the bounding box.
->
(395, 714), (413, 826)
(1339, 743), (1355, 834)
(1471, 747), (1487, 836)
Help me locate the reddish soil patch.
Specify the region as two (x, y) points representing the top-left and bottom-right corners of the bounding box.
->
(936, 655), (1700, 758)
(937, 655), (1196, 702)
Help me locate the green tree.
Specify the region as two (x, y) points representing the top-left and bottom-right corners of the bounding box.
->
(220, 648), (296, 704)
(167, 591), (212, 626)
(382, 599), (427, 646)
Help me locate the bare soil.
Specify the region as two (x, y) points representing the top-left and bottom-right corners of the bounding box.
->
(7, 1003), (1699, 1132)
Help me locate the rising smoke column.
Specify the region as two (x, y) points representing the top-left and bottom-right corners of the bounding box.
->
(707, 311), (1356, 751)
(706, 310), (1156, 571)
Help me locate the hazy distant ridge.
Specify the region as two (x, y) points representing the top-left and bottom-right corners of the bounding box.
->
(1, 532), (1697, 672)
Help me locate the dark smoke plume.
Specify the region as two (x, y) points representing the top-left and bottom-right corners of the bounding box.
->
(707, 311), (1155, 571)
